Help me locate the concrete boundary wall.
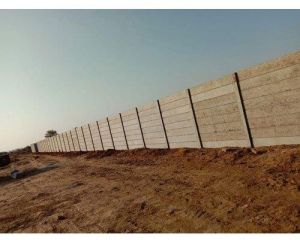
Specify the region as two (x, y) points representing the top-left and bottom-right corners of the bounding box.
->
(89, 122), (103, 151)
(108, 114), (128, 150)
(97, 119), (114, 150)
(190, 74), (250, 148)
(82, 124), (94, 151)
(34, 51), (300, 153)
(138, 101), (168, 149)
(77, 127), (87, 151)
(160, 89), (201, 149)
(122, 109), (144, 149)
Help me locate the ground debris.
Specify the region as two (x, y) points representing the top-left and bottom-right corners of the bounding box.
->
(1, 145), (300, 233)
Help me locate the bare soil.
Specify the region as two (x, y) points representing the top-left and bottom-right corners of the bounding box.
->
(0, 145), (299, 233)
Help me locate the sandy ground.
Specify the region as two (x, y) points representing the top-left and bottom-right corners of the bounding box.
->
(0, 145), (299, 233)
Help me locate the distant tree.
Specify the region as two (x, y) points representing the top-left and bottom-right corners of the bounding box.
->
(45, 130), (58, 138)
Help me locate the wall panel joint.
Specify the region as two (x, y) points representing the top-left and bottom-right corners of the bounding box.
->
(88, 124), (96, 151)
(233, 72), (254, 148)
(187, 88), (203, 148)
(96, 121), (104, 150)
(136, 107), (146, 148)
(157, 99), (170, 149)
(81, 126), (88, 151)
(119, 113), (129, 150)
(107, 117), (115, 150)
(75, 127), (82, 152)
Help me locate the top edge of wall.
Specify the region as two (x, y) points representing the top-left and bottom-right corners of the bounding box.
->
(190, 74), (234, 96)
(104, 50), (299, 119)
(237, 49), (300, 81)
(121, 108), (136, 116)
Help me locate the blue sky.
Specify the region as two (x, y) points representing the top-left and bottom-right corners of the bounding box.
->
(0, 10), (299, 151)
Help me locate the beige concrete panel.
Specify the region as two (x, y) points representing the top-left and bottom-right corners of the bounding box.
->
(241, 76), (300, 100)
(238, 51), (300, 80)
(239, 63), (300, 90)
(192, 84), (234, 103)
(195, 102), (240, 118)
(193, 93), (237, 111)
(159, 89), (187, 105)
(200, 130), (247, 142)
(169, 141), (200, 149)
(203, 139), (250, 148)
(190, 74), (234, 96)
(253, 136), (300, 146)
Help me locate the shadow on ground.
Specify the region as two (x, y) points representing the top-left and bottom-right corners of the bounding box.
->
(0, 163), (60, 187)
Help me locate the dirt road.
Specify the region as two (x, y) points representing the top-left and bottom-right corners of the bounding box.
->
(0, 146), (299, 233)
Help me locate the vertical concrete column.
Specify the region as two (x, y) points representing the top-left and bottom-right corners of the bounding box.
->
(81, 126), (88, 151)
(119, 113), (129, 150)
(96, 121), (104, 150)
(88, 124), (96, 151)
(136, 107), (146, 148)
(106, 117), (115, 150)
(157, 99), (170, 149)
(233, 72), (254, 148)
(75, 127), (81, 152)
(69, 130), (75, 151)
(187, 88), (203, 148)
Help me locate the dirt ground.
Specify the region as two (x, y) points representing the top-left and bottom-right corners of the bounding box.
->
(0, 145), (299, 233)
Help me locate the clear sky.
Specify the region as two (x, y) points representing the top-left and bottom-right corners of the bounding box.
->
(0, 10), (299, 151)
